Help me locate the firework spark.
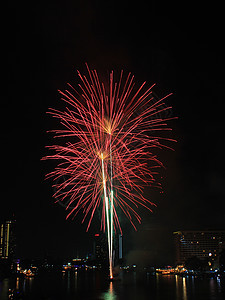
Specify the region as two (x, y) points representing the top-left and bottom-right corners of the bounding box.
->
(43, 64), (176, 278)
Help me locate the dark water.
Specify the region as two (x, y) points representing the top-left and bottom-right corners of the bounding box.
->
(0, 270), (224, 300)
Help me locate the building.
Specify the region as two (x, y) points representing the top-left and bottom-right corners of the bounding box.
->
(93, 233), (123, 267)
(93, 233), (108, 268)
(0, 220), (16, 260)
(173, 230), (225, 265)
(119, 234), (123, 260)
(113, 234), (123, 265)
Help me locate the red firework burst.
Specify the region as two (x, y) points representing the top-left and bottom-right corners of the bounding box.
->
(43, 64), (176, 233)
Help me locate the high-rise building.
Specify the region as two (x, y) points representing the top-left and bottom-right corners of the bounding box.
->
(93, 233), (108, 267)
(113, 234), (123, 265)
(0, 220), (16, 260)
(93, 233), (123, 267)
(173, 230), (225, 265)
(119, 234), (123, 260)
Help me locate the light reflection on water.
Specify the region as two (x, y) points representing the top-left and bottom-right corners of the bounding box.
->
(0, 271), (224, 300)
(101, 281), (117, 300)
(175, 275), (188, 300)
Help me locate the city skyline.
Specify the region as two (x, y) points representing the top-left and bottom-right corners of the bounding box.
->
(4, 0), (225, 262)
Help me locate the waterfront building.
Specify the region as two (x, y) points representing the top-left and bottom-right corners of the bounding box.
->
(93, 233), (123, 267)
(0, 220), (16, 260)
(93, 233), (108, 268)
(114, 234), (123, 265)
(173, 230), (225, 265)
(119, 234), (123, 260)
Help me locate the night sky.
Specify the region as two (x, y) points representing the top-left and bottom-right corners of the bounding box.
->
(4, 0), (224, 264)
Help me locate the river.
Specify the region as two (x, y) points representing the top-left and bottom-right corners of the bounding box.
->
(0, 270), (224, 299)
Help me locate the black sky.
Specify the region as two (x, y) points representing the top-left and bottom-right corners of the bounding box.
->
(4, 0), (225, 263)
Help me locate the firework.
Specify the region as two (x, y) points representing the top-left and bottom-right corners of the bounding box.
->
(43, 64), (176, 278)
